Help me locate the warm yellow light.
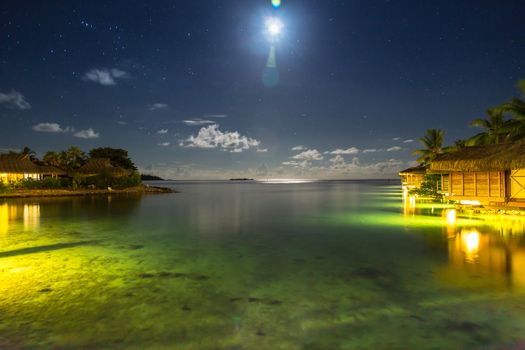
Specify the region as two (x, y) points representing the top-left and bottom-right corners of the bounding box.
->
(0, 203), (8, 235)
(459, 200), (481, 206)
(464, 231), (479, 253)
(446, 209), (456, 225)
(23, 204), (40, 231)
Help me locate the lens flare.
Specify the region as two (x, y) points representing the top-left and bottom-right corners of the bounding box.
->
(271, 0), (282, 8)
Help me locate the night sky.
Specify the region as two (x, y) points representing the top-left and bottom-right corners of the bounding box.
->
(1, 1), (524, 179)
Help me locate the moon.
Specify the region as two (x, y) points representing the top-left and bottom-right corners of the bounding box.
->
(265, 17), (283, 39)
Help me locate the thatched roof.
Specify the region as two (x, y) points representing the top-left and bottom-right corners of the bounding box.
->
(76, 158), (128, 176)
(430, 140), (525, 172)
(0, 153), (66, 175)
(399, 165), (426, 175)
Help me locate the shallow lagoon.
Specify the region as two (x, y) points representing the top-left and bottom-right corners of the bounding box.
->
(1, 180), (525, 349)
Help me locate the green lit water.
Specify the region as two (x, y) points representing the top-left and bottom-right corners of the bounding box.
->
(1, 180), (525, 349)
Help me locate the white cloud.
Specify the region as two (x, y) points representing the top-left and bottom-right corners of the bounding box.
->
(387, 146), (402, 152)
(32, 122), (73, 133)
(116, 120), (128, 125)
(403, 139), (414, 143)
(329, 154), (347, 169)
(150, 103), (168, 110)
(363, 149), (377, 153)
(257, 148), (268, 153)
(74, 128), (99, 139)
(157, 129), (168, 134)
(181, 124), (260, 152)
(392, 137), (402, 141)
(158, 142), (171, 147)
(291, 149), (323, 161)
(82, 68), (129, 86)
(329, 147), (359, 155)
(183, 119), (215, 126)
(0, 89), (31, 110)
(291, 145), (306, 151)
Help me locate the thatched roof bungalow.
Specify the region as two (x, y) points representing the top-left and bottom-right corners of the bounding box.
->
(429, 140), (525, 207)
(76, 158), (128, 177)
(0, 154), (66, 184)
(399, 165), (426, 190)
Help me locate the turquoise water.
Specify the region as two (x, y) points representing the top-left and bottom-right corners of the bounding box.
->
(1, 180), (525, 349)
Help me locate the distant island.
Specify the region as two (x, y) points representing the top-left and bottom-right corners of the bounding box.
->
(229, 178), (254, 181)
(141, 174), (165, 181)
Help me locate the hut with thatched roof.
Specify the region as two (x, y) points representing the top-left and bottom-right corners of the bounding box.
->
(76, 158), (128, 178)
(429, 140), (525, 207)
(0, 153), (66, 184)
(399, 165), (427, 190)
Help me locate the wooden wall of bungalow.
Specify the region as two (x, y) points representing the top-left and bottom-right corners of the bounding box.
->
(430, 141), (525, 208)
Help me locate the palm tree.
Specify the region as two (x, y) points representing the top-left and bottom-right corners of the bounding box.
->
(413, 129), (445, 165)
(43, 151), (63, 168)
(467, 108), (510, 145)
(21, 146), (38, 161)
(61, 146), (86, 170)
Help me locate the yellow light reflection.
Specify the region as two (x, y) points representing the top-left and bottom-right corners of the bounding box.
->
(23, 204), (40, 231)
(0, 202), (41, 235)
(402, 191), (416, 216)
(0, 203), (8, 235)
(463, 230), (480, 257)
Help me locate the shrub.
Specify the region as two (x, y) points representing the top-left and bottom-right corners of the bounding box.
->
(409, 174), (443, 200)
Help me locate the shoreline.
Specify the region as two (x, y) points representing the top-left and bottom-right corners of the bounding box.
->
(0, 185), (175, 199)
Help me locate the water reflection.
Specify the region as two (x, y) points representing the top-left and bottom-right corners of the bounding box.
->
(0, 202), (40, 234)
(441, 211), (525, 290)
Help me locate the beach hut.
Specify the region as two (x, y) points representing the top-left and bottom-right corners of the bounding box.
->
(76, 158), (128, 177)
(429, 140), (525, 207)
(399, 165), (427, 190)
(0, 153), (66, 184)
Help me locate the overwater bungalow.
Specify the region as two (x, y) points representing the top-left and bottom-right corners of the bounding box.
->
(398, 165), (426, 191)
(429, 141), (525, 208)
(0, 153), (66, 184)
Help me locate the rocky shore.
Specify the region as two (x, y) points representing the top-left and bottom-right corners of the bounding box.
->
(0, 185), (175, 198)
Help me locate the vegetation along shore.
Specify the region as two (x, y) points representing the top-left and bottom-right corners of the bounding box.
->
(0, 146), (174, 197)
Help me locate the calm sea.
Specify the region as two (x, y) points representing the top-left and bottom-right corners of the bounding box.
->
(1, 180), (525, 349)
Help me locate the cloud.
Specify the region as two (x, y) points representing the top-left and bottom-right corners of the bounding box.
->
(74, 128), (99, 139)
(328, 147), (359, 155)
(82, 68), (129, 86)
(116, 120), (128, 125)
(363, 149), (377, 153)
(257, 148), (268, 153)
(291, 145), (306, 151)
(32, 122), (73, 133)
(157, 129), (168, 134)
(150, 103), (168, 110)
(158, 142), (171, 147)
(291, 149), (323, 161)
(0, 89), (31, 110)
(403, 139), (414, 143)
(181, 124), (260, 152)
(387, 146), (402, 152)
(183, 119), (215, 126)
(392, 137), (402, 141)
